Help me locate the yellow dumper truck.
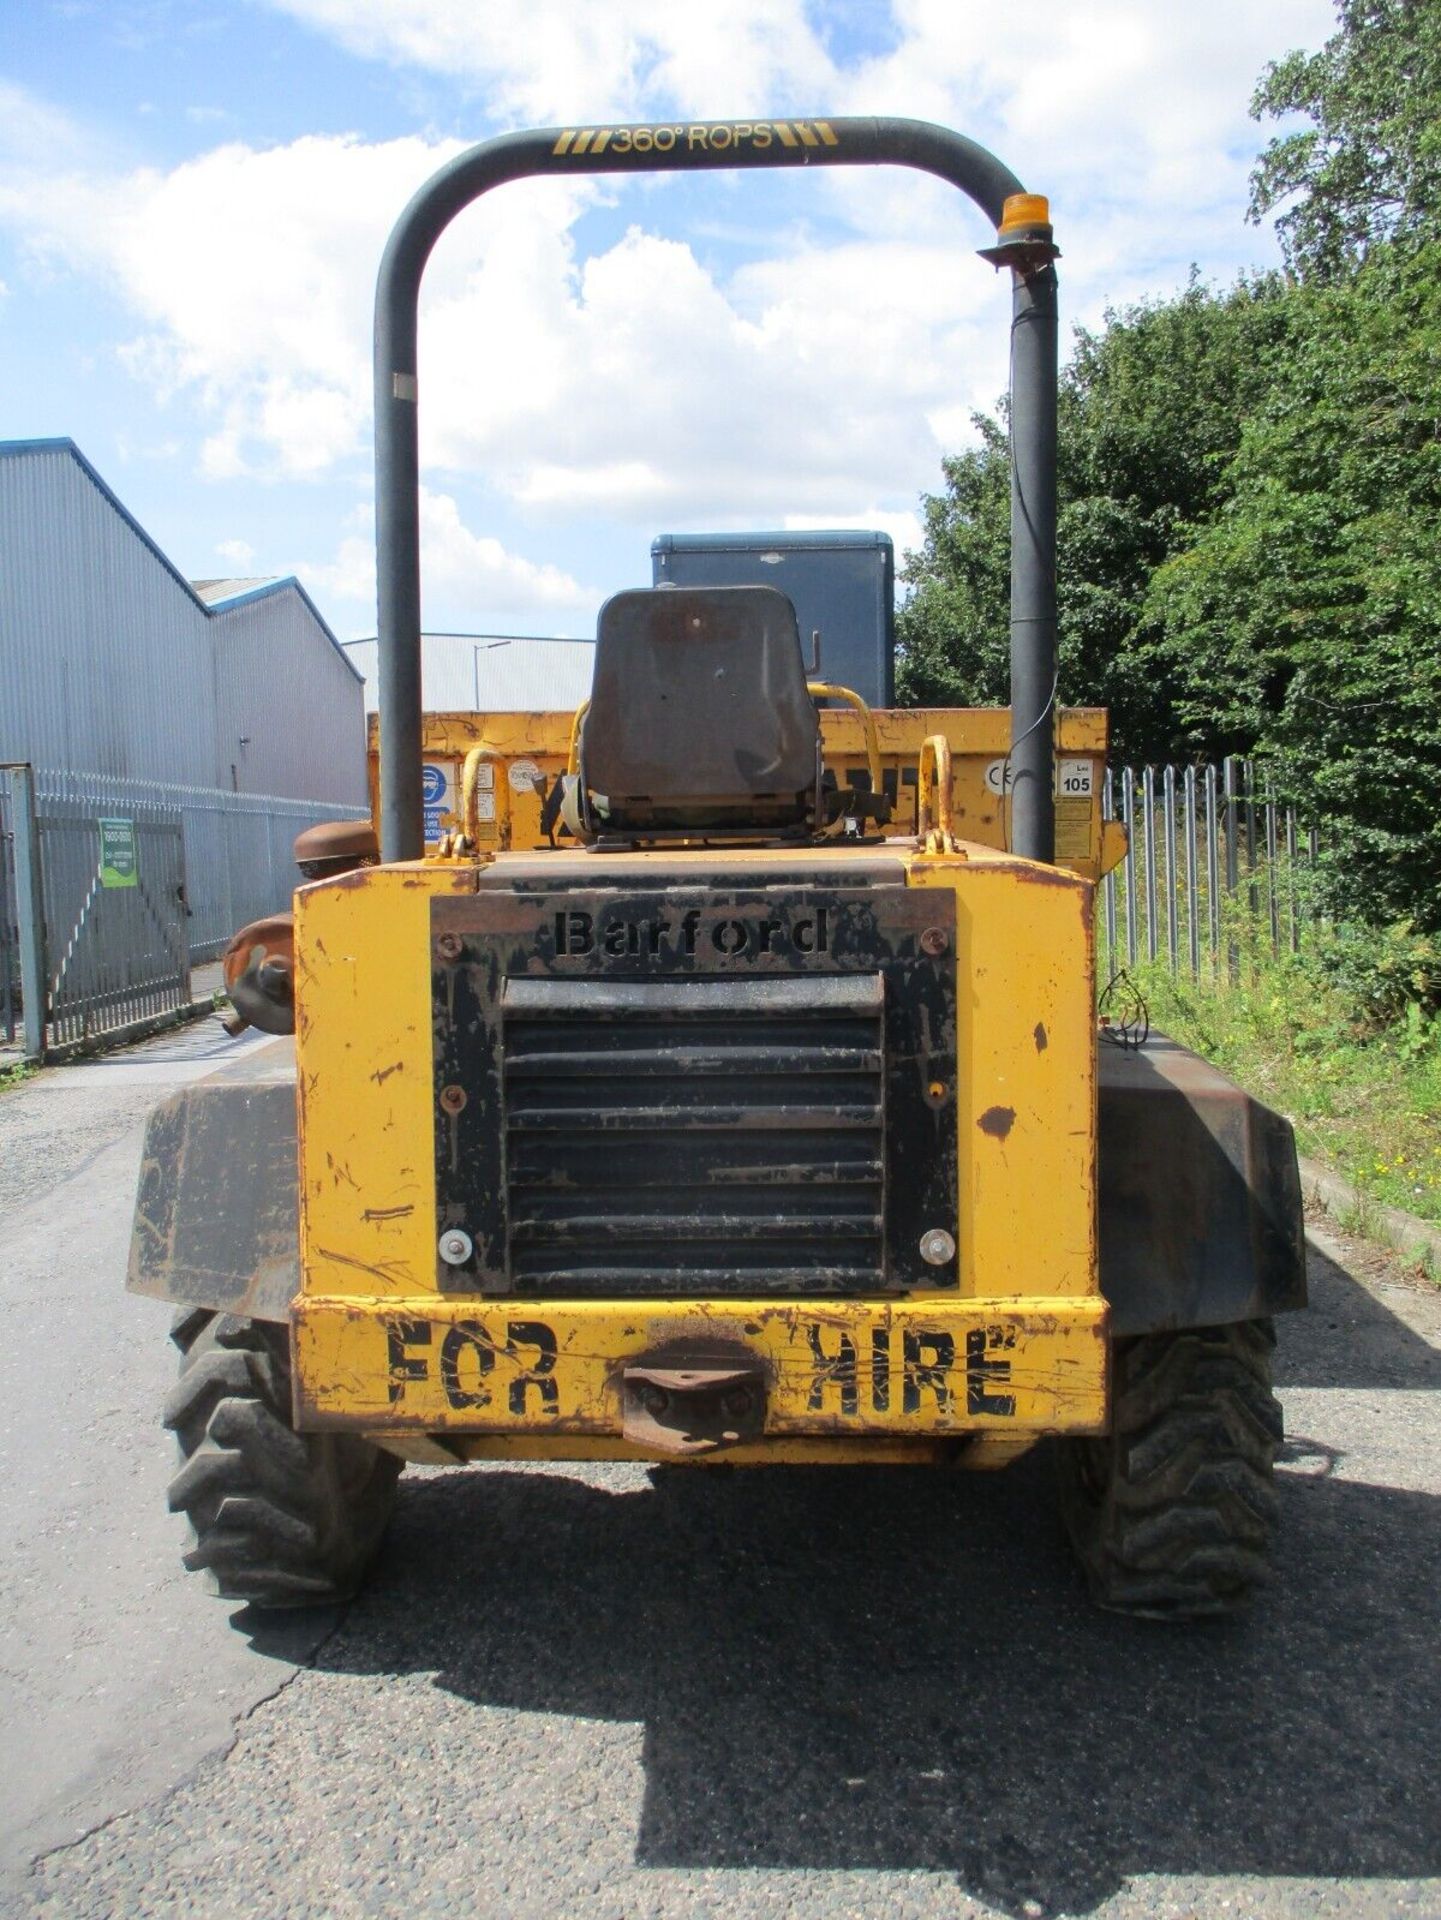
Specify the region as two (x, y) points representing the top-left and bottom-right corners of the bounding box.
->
(129, 117), (1304, 1618)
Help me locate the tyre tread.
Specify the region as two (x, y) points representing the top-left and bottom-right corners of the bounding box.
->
(1057, 1319), (1282, 1617)
(164, 1311), (399, 1609)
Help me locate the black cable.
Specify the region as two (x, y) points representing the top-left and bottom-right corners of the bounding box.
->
(998, 664), (1059, 854)
(1098, 967), (1150, 1049)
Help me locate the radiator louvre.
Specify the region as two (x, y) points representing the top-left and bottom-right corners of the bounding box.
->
(501, 976), (885, 1296)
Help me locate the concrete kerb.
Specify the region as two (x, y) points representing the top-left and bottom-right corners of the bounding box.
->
(1298, 1151), (1441, 1277)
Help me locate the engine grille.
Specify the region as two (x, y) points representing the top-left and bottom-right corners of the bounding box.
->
(502, 976), (885, 1296)
(430, 881), (958, 1298)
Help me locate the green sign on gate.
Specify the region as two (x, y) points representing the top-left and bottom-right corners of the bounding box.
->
(98, 817), (139, 889)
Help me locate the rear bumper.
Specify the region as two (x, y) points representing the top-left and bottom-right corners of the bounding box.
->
(292, 1293), (1109, 1437)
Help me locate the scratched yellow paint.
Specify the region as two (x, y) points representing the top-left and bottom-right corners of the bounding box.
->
(295, 862), (469, 1302)
(294, 1293), (1107, 1435)
(909, 851), (1097, 1307)
(294, 834), (1106, 1450)
(366, 706), (1123, 879)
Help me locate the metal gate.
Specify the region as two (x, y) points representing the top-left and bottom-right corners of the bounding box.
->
(37, 796), (191, 1048)
(0, 778), (18, 1045)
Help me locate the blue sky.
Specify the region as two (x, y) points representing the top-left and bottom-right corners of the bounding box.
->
(2, 0), (1339, 651)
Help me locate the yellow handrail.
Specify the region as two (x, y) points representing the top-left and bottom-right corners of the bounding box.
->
(461, 746), (511, 851)
(566, 699), (590, 778)
(808, 681), (882, 798)
(917, 733), (961, 855)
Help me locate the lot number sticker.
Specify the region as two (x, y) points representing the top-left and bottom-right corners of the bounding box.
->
(984, 758), (1095, 798)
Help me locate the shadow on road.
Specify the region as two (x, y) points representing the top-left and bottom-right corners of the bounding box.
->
(277, 1262), (1439, 1917)
(1278, 1238), (1438, 1389)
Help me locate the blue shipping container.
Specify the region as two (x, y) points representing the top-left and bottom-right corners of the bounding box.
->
(651, 530), (895, 707)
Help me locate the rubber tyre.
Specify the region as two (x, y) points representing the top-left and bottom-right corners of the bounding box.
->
(1056, 1318), (1283, 1618)
(164, 1308), (401, 1609)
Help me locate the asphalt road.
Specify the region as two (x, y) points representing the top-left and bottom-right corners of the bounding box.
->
(1, 1022), (1438, 1920)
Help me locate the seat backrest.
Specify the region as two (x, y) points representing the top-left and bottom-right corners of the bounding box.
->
(583, 586), (819, 831)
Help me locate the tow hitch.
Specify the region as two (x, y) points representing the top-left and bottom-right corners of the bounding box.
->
(621, 1345), (768, 1454)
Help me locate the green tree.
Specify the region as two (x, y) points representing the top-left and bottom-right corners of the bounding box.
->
(899, 2), (1441, 935)
(893, 415), (1011, 709)
(1249, 0), (1441, 279)
(897, 279), (1285, 763)
(1148, 239), (1441, 930)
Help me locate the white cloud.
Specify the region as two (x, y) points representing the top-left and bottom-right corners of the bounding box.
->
(302, 488), (598, 628)
(781, 507), (925, 569)
(827, 0), (1337, 264)
(216, 536), (256, 567)
(0, 0), (1342, 625)
(0, 79), (96, 166)
(1, 132), (485, 478)
(423, 223), (1008, 523)
(420, 485), (598, 611)
(258, 0), (1335, 278)
(302, 527), (375, 609)
(264, 0), (838, 123)
(0, 109), (1003, 521)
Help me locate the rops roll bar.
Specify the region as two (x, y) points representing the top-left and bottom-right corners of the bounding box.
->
(374, 116), (1059, 862)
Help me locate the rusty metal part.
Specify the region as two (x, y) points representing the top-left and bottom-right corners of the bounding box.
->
(919, 925), (949, 956)
(293, 819), (379, 865)
(438, 1082), (467, 1114)
(620, 1343), (768, 1454)
(221, 913), (296, 1036)
(435, 931), (462, 961)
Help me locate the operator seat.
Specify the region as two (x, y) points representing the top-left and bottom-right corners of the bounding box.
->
(580, 585), (820, 836)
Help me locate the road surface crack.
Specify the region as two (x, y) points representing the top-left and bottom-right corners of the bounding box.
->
(22, 1609), (349, 1888)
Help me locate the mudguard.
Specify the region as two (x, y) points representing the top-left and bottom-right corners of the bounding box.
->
(128, 1039), (299, 1322)
(128, 1033), (1307, 1336)
(1097, 1034), (1307, 1334)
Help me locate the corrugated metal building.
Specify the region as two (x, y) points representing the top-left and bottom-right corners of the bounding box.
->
(0, 439), (369, 965)
(342, 632), (595, 714)
(0, 440), (366, 801)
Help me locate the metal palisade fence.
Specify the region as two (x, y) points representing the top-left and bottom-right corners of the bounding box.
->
(1100, 756), (1320, 983)
(0, 769), (33, 1048)
(1, 764), (367, 1054)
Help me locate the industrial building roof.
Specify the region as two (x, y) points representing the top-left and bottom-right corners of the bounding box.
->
(342, 632), (596, 713)
(0, 438), (367, 800)
(191, 576), (286, 605)
(0, 439), (360, 683)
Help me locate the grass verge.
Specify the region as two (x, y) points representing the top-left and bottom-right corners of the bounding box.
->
(1120, 929), (1441, 1229)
